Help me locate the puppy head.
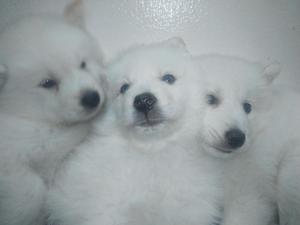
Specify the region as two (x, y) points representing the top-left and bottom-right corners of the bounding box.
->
(0, 1), (106, 124)
(107, 38), (201, 140)
(195, 55), (280, 158)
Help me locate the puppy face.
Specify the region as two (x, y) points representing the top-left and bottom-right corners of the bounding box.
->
(195, 55), (280, 157)
(108, 39), (200, 140)
(0, 17), (106, 124)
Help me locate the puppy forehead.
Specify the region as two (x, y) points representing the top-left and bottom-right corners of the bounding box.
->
(112, 45), (190, 76)
(0, 17), (96, 69)
(127, 60), (159, 79)
(206, 80), (258, 105)
(201, 56), (263, 97)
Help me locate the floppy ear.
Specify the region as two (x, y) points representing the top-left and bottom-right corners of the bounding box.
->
(263, 62), (281, 85)
(64, 0), (86, 28)
(161, 37), (187, 50)
(0, 64), (8, 89)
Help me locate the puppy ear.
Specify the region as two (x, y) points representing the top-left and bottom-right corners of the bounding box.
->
(161, 37), (187, 50)
(263, 62), (281, 85)
(64, 0), (86, 28)
(0, 64), (8, 89)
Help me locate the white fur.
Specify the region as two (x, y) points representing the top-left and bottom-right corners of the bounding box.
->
(221, 87), (300, 225)
(0, 1), (106, 224)
(195, 55), (300, 225)
(47, 39), (223, 225)
(277, 133), (300, 225)
(193, 55), (279, 158)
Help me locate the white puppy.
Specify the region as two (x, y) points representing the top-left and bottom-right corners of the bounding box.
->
(194, 55), (300, 225)
(0, 1), (106, 225)
(47, 38), (223, 225)
(193, 55), (280, 158)
(222, 87), (300, 225)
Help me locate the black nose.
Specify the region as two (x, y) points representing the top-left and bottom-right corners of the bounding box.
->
(225, 129), (246, 149)
(134, 92), (157, 113)
(81, 90), (100, 109)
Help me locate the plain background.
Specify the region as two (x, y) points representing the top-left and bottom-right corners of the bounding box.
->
(0, 0), (299, 86)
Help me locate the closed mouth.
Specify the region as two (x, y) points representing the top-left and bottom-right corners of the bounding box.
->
(213, 146), (235, 154)
(208, 143), (236, 154)
(135, 114), (164, 127)
(136, 118), (164, 127)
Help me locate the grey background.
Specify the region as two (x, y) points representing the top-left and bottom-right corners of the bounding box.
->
(0, 0), (299, 86)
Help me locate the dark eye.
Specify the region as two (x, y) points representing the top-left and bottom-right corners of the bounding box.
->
(161, 74), (176, 84)
(39, 79), (58, 89)
(80, 61), (86, 69)
(206, 94), (219, 106)
(120, 83), (130, 94)
(243, 102), (252, 114)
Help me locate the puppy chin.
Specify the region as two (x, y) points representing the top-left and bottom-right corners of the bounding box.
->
(124, 119), (176, 141)
(83, 107), (102, 121)
(60, 109), (99, 125)
(203, 141), (247, 159)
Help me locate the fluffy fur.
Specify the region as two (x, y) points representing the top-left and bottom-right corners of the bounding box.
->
(195, 55), (300, 225)
(0, 1), (106, 225)
(222, 87), (300, 225)
(47, 38), (223, 225)
(193, 55), (280, 159)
